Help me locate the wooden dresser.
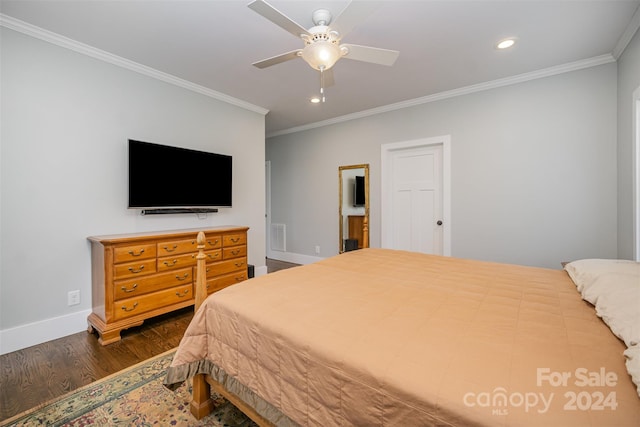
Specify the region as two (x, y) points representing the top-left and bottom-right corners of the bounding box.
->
(348, 215), (365, 249)
(87, 226), (248, 345)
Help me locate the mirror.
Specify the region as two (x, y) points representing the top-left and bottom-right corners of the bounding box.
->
(339, 164), (369, 253)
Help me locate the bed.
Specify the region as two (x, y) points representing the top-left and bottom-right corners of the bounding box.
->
(165, 232), (640, 426)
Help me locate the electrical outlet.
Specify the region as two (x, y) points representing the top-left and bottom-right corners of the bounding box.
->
(315, 245), (320, 254)
(68, 290), (80, 306)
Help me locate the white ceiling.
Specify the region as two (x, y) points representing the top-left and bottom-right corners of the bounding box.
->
(2, 0), (639, 136)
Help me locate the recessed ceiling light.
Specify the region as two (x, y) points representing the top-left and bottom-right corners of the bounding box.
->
(310, 96), (321, 104)
(496, 38), (516, 49)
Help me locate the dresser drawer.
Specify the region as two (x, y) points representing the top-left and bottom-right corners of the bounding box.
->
(113, 243), (157, 264)
(205, 257), (247, 277)
(113, 259), (157, 280)
(206, 270), (248, 294)
(113, 267), (192, 300)
(223, 233), (246, 247)
(158, 253), (197, 272)
(157, 238), (197, 257)
(204, 235), (222, 249)
(114, 284), (193, 321)
(223, 245), (247, 259)
(204, 249), (222, 263)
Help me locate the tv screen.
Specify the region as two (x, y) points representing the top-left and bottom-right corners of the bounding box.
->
(128, 139), (232, 209)
(354, 175), (365, 207)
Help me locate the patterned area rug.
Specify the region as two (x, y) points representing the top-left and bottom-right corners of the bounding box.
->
(1, 349), (256, 427)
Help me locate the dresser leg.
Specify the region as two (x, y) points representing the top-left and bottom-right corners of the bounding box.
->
(87, 314), (144, 345)
(98, 329), (123, 345)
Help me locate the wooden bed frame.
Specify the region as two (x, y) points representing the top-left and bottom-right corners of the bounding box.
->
(189, 232), (274, 426)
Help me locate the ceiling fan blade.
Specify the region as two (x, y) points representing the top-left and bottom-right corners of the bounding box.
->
(248, 0), (310, 39)
(252, 50), (302, 69)
(341, 44), (399, 66)
(331, 1), (380, 39)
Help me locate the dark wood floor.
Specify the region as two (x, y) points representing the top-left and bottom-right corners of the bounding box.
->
(0, 258), (298, 422)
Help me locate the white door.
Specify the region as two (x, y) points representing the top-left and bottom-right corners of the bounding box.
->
(381, 137), (450, 255)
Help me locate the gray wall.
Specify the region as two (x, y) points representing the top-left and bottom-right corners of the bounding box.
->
(617, 29), (640, 259)
(267, 63), (619, 269)
(0, 28), (266, 352)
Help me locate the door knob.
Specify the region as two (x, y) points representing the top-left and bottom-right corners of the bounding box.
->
(437, 220), (443, 226)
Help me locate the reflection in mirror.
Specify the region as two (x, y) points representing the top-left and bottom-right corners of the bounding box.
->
(339, 164), (369, 253)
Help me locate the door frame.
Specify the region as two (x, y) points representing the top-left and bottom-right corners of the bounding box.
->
(633, 86), (640, 261)
(381, 135), (451, 256)
(265, 160), (272, 259)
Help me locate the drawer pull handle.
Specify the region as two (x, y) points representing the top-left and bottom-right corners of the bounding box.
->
(163, 245), (178, 252)
(235, 276), (244, 282)
(122, 302), (138, 312)
(230, 237), (241, 243)
(176, 290), (190, 297)
(121, 283), (138, 293)
(207, 253), (220, 260)
(207, 239), (219, 246)
(175, 273), (189, 281)
(163, 259), (178, 267)
(128, 249), (145, 257)
(235, 262), (245, 268)
(128, 265), (145, 274)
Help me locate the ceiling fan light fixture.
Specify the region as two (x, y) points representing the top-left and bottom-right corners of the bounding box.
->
(301, 40), (342, 70)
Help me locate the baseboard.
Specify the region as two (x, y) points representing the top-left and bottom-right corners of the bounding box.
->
(0, 263), (293, 355)
(0, 309), (92, 355)
(267, 250), (324, 265)
(254, 265), (268, 277)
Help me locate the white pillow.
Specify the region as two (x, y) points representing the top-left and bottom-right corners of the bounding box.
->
(624, 346), (640, 398)
(564, 259), (640, 397)
(564, 259), (639, 347)
(591, 273), (640, 347)
(565, 258), (638, 293)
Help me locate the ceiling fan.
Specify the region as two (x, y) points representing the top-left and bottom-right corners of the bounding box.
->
(248, 0), (399, 102)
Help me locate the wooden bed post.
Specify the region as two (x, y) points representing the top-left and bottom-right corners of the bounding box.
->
(362, 212), (369, 249)
(190, 231), (214, 419)
(194, 231), (208, 311)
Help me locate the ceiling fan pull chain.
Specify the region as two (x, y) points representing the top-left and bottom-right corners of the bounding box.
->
(319, 67), (323, 102)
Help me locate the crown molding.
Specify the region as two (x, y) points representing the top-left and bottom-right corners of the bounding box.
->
(0, 14), (269, 116)
(267, 54), (616, 138)
(613, 4), (640, 59)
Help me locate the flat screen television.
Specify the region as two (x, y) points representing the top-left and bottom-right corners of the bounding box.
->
(128, 139), (232, 210)
(353, 175), (365, 207)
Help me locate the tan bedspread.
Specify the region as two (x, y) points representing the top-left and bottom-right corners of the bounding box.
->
(165, 248), (640, 426)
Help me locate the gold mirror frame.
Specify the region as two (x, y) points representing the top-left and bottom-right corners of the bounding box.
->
(339, 164), (370, 253)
